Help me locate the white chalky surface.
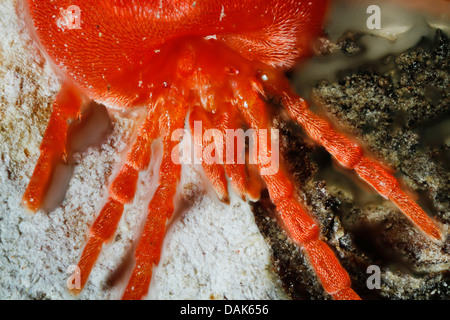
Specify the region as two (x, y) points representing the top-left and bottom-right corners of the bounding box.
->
(0, 0), (287, 300)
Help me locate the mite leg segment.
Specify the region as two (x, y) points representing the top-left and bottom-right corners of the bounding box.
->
(280, 90), (442, 241)
(73, 110), (158, 293)
(189, 106), (230, 203)
(122, 103), (186, 300)
(23, 81), (83, 212)
(214, 110), (251, 201)
(233, 82), (360, 300)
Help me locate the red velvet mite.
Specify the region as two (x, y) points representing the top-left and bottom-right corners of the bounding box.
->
(23, 0), (442, 300)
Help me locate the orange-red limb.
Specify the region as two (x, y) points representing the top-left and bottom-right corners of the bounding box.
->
(122, 102), (186, 300)
(189, 106), (230, 203)
(72, 112), (158, 293)
(23, 81), (83, 212)
(280, 90), (442, 241)
(122, 153), (180, 300)
(214, 110), (249, 201)
(234, 82), (360, 300)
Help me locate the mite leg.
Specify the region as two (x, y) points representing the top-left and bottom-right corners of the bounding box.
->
(23, 81), (83, 212)
(233, 82), (360, 300)
(189, 106), (230, 203)
(122, 104), (185, 300)
(122, 147), (180, 300)
(214, 110), (252, 201)
(280, 89), (442, 241)
(73, 111), (158, 293)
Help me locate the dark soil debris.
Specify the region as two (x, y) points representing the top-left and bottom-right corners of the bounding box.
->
(252, 29), (450, 300)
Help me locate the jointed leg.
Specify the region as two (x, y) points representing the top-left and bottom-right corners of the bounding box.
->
(192, 104), (262, 202)
(189, 106), (230, 203)
(23, 81), (83, 212)
(233, 82), (360, 300)
(280, 89), (442, 241)
(122, 103), (186, 300)
(122, 146), (180, 300)
(73, 111), (158, 293)
(214, 110), (251, 201)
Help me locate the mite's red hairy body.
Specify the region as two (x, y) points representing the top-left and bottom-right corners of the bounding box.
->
(23, 0), (442, 300)
(27, 0), (327, 106)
